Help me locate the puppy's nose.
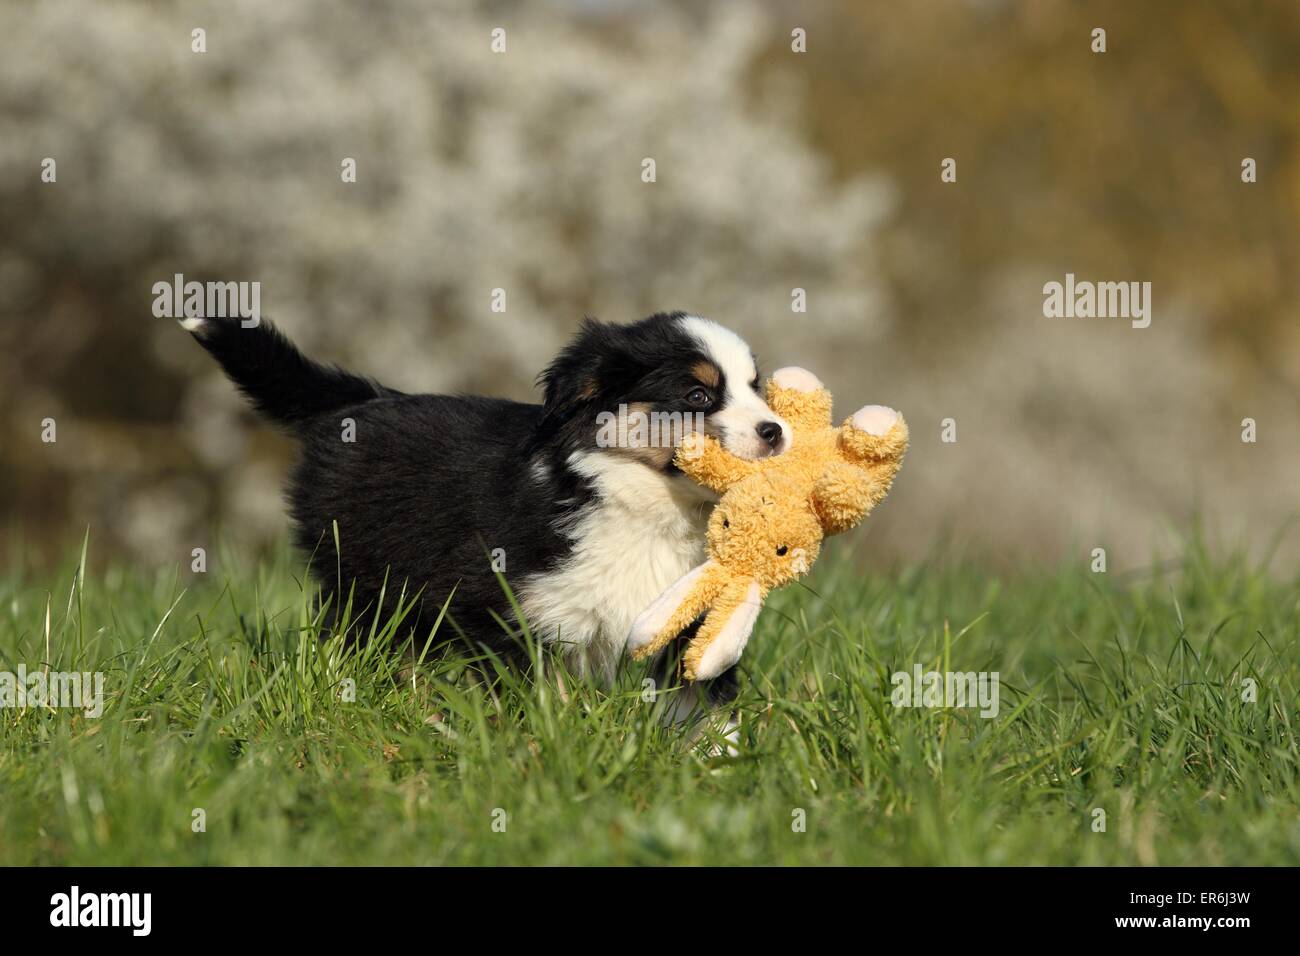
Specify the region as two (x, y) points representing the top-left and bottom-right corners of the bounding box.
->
(756, 420), (784, 449)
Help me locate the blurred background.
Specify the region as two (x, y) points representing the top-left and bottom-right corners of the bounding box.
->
(2, 0), (1298, 572)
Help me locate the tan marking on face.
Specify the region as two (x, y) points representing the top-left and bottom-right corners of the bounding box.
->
(691, 360), (721, 389)
(623, 402), (654, 447)
(609, 401), (680, 469)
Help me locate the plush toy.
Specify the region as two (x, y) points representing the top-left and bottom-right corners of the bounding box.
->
(626, 367), (908, 681)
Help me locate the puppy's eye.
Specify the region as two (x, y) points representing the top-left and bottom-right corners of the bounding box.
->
(750, 378), (761, 394)
(722, 518), (730, 529)
(686, 387), (711, 407)
(776, 545), (788, 556)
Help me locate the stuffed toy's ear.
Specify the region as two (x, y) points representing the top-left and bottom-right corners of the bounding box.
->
(683, 579), (764, 681)
(765, 366), (834, 430)
(627, 561), (724, 662)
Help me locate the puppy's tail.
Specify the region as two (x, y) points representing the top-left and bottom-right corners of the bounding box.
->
(183, 315), (398, 427)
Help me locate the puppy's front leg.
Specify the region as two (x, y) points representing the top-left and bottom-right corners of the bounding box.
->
(644, 631), (743, 757)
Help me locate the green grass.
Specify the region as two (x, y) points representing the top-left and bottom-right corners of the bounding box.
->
(1, 534), (1298, 865)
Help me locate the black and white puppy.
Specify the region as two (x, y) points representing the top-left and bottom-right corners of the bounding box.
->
(184, 311), (788, 711)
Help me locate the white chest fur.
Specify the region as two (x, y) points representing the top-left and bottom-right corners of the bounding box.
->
(518, 451), (715, 685)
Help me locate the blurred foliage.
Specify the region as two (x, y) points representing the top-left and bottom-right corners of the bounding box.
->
(1, 0), (1298, 569)
(786, 0), (1300, 368)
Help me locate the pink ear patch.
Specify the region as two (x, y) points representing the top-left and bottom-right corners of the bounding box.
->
(772, 367), (823, 393)
(850, 404), (900, 436)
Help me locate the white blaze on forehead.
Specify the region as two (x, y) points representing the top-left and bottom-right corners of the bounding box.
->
(680, 315), (757, 386)
(679, 315), (789, 459)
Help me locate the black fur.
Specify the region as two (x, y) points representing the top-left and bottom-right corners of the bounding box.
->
(188, 312), (741, 661)
(190, 316), (398, 425)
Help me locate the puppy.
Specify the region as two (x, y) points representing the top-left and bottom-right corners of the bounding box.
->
(184, 311), (788, 716)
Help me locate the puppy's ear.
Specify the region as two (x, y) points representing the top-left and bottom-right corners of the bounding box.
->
(533, 317), (603, 434)
(537, 316), (660, 442)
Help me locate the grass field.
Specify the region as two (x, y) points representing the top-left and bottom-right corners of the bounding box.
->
(1, 533), (1297, 866)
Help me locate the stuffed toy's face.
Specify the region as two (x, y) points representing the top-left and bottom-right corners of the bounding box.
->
(707, 474), (824, 591)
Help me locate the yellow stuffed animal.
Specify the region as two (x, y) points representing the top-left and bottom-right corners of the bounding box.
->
(626, 367), (909, 680)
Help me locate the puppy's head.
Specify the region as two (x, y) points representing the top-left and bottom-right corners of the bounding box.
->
(538, 312), (789, 468)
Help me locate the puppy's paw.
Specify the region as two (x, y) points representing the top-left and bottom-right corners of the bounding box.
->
(699, 715), (742, 760)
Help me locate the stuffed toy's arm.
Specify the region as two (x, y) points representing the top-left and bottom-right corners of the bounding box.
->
(675, 434), (759, 493)
(627, 561), (727, 662)
(627, 565), (766, 682)
(681, 578), (764, 681)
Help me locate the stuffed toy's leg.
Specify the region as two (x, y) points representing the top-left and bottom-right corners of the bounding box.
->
(627, 561), (727, 662)
(811, 460), (884, 535)
(814, 407), (908, 534)
(840, 405), (909, 465)
(682, 578), (764, 681)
